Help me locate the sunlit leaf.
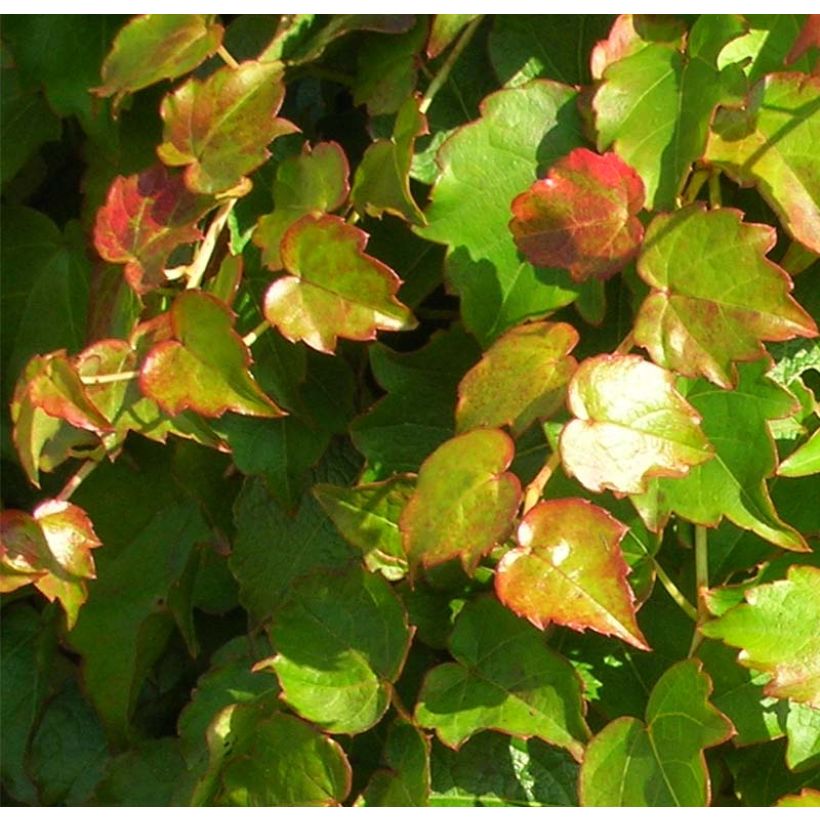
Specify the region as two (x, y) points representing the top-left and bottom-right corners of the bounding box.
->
(777, 789), (820, 807)
(779, 429), (820, 477)
(786, 701), (820, 772)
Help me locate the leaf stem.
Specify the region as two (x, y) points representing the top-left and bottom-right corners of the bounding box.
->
(615, 331), (635, 355)
(780, 241), (817, 277)
(56, 458), (100, 502)
(688, 524), (709, 656)
(708, 171), (722, 209)
(522, 448), (561, 515)
(679, 168), (709, 206)
(420, 16), (483, 115)
(80, 370), (140, 386)
(217, 44), (240, 70)
(186, 199), (236, 290)
(242, 320), (270, 347)
(652, 557), (697, 621)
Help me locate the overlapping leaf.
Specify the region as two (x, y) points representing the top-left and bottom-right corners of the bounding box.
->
(786, 701), (820, 772)
(263, 214), (416, 353)
(427, 15), (478, 59)
(701, 565), (820, 707)
(579, 660), (734, 805)
(496, 499), (649, 650)
(635, 205), (817, 388)
(778, 789), (820, 807)
(400, 429), (521, 573)
(559, 354), (713, 495)
(779, 429), (820, 477)
(157, 60), (298, 195)
(706, 72), (820, 253)
(456, 321), (578, 436)
(415, 596), (589, 760)
(509, 149), (645, 282)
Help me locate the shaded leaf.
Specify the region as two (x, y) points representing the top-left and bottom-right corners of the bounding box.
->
(779, 429), (820, 477)
(559, 354), (713, 495)
(415, 596), (589, 760)
(580, 659), (734, 806)
(510, 148), (645, 282)
(427, 15), (478, 58)
(264, 214), (416, 353)
(635, 205), (817, 388)
(401, 429), (521, 573)
(157, 60), (298, 195)
(701, 564), (820, 707)
(497, 498), (649, 650)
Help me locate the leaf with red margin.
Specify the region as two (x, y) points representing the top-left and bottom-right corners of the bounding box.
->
(579, 660), (735, 806)
(509, 149), (645, 282)
(1, 500), (102, 628)
(264, 214), (416, 354)
(496, 499), (649, 650)
(157, 61), (299, 195)
(94, 14), (223, 108)
(141, 291), (284, 418)
(635, 205), (817, 389)
(427, 15), (478, 58)
(400, 429), (521, 574)
(254, 141), (350, 271)
(777, 789), (820, 807)
(560, 354), (713, 495)
(93, 166), (213, 294)
(456, 321), (578, 437)
(786, 15), (820, 64)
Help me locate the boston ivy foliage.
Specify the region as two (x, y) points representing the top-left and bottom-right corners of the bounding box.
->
(1, 13), (819, 807)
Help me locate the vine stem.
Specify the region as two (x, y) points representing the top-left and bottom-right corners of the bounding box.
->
(80, 370), (140, 386)
(688, 524), (710, 656)
(243, 320), (270, 347)
(615, 331), (635, 355)
(56, 458), (100, 502)
(652, 556), (697, 621)
(186, 199), (236, 290)
(708, 171), (722, 209)
(679, 168), (709, 206)
(419, 16), (483, 115)
(217, 44), (240, 70)
(522, 449), (561, 515)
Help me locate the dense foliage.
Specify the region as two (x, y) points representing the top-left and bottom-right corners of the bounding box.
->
(1, 13), (819, 807)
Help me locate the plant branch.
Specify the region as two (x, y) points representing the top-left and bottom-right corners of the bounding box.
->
(80, 370), (140, 386)
(522, 449), (561, 515)
(688, 524), (710, 656)
(217, 44), (240, 70)
(243, 320), (270, 347)
(186, 199), (236, 290)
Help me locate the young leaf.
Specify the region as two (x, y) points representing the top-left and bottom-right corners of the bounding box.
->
(456, 321), (578, 436)
(141, 291), (283, 418)
(254, 141), (350, 270)
(400, 429), (522, 573)
(496, 499), (649, 650)
(415, 596), (589, 761)
(579, 660), (734, 805)
(263, 214), (416, 353)
(94, 14), (224, 108)
(706, 72), (820, 253)
(559, 354), (713, 495)
(93, 166), (213, 295)
(509, 148), (645, 282)
(265, 566), (412, 734)
(157, 60), (298, 195)
(701, 565), (820, 707)
(635, 205), (817, 388)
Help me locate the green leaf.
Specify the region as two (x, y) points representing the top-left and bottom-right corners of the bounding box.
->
(787, 702), (820, 772)
(417, 81), (583, 346)
(633, 361), (809, 552)
(266, 565), (411, 734)
(635, 205), (817, 388)
(254, 141), (350, 270)
(314, 475), (415, 580)
(579, 659), (734, 806)
(141, 291), (283, 418)
(593, 14), (747, 209)
(95, 14), (224, 107)
(706, 72), (820, 253)
(779, 429), (820, 477)
(701, 564), (820, 707)
(497, 499), (649, 650)
(777, 789), (820, 807)
(263, 214), (416, 353)
(400, 429), (522, 573)
(415, 596), (589, 760)
(427, 15), (478, 58)
(456, 321), (578, 437)
(559, 354), (713, 495)
(157, 60), (298, 195)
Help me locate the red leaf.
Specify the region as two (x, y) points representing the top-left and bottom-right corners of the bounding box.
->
(509, 148), (645, 282)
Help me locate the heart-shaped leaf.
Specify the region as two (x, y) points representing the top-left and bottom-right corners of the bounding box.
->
(559, 354), (713, 495)
(140, 291), (283, 418)
(455, 321), (578, 436)
(510, 148), (645, 282)
(635, 205), (817, 388)
(157, 60), (298, 195)
(496, 499), (649, 650)
(400, 428), (521, 573)
(263, 214), (416, 353)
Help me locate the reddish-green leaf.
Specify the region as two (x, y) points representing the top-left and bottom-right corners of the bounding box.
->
(94, 14), (224, 108)
(509, 149), (645, 282)
(157, 60), (298, 195)
(140, 291), (283, 418)
(263, 214), (416, 353)
(706, 72), (820, 253)
(701, 565), (820, 707)
(254, 141), (350, 271)
(455, 321), (578, 437)
(93, 166), (213, 294)
(496, 499), (649, 650)
(560, 354), (713, 495)
(400, 429), (521, 573)
(777, 788), (820, 807)
(635, 205), (817, 388)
